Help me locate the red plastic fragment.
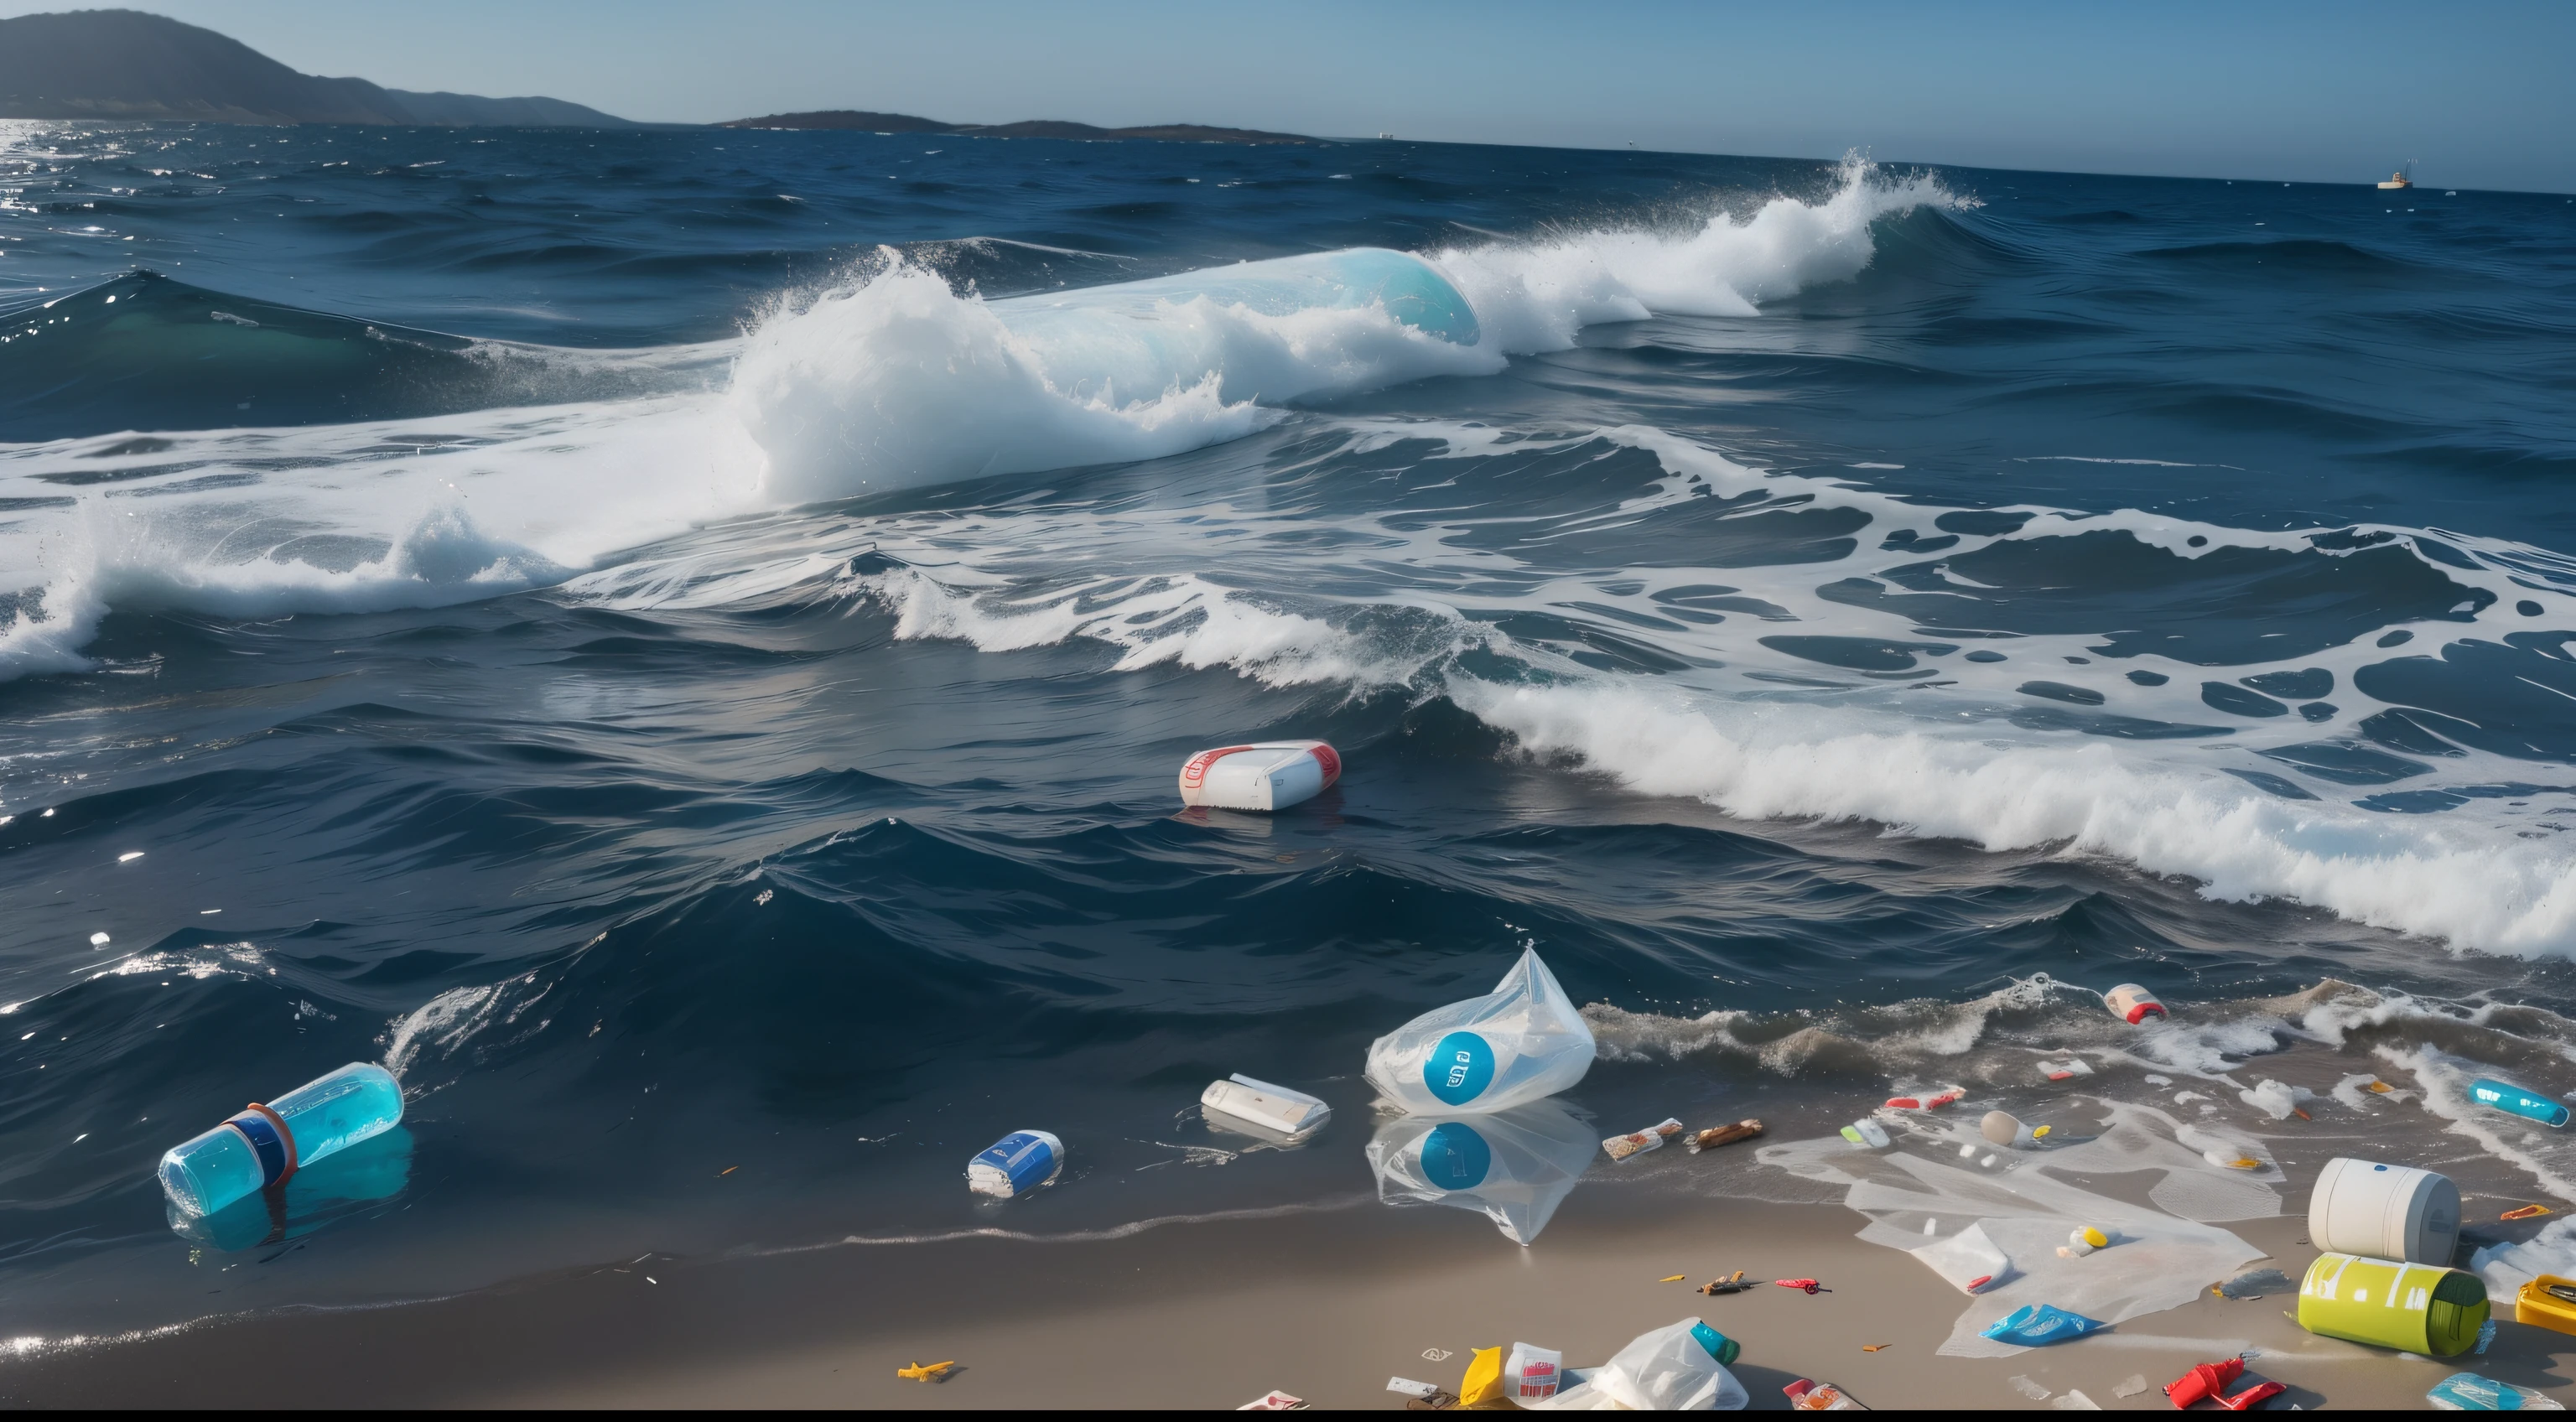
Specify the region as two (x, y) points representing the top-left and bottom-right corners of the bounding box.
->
(2215, 1380), (2286, 1411)
(2165, 1359), (2246, 1409)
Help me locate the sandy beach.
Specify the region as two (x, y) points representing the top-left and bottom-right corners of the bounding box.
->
(9, 1159), (2574, 1410)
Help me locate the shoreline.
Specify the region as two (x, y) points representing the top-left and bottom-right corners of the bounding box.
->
(9, 1177), (2575, 1409)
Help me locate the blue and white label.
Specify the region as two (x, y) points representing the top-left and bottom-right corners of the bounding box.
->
(971, 1130), (1062, 1195)
(1423, 1030), (1495, 1106)
(1419, 1121), (1492, 1191)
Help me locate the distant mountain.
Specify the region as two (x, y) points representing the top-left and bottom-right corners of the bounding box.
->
(0, 9), (635, 127)
(720, 110), (1317, 145)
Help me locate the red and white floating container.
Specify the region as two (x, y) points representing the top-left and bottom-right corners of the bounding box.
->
(2105, 983), (2167, 1025)
(1176, 740), (1342, 812)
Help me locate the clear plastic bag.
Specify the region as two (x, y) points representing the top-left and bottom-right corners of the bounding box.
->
(1366, 1098), (1598, 1244)
(2428, 1371), (2566, 1411)
(1364, 948), (1594, 1114)
(1534, 1319), (1749, 1411)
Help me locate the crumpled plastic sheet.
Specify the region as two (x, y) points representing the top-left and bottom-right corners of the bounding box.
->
(2472, 1215), (2576, 1299)
(1760, 1100), (2272, 1357)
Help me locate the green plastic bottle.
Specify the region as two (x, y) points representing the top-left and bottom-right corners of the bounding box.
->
(2297, 1253), (2488, 1357)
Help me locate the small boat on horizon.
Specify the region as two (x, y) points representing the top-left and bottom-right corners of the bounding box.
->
(2377, 166), (2414, 190)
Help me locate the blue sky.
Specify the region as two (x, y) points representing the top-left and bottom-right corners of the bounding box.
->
(11, 0), (2573, 190)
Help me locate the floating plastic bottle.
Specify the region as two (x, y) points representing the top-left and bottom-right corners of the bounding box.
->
(967, 1129), (1064, 1199)
(2104, 983), (2167, 1024)
(2470, 1077), (2569, 1129)
(1176, 741), (1341, 812)
(158, 1061), (404, 1217)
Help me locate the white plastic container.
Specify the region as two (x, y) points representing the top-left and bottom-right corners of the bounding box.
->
(1176, 741), (1341, 812)
(2106, 983), (2168, 1024)
(1504, 1342), (1564, 1403)
(2309, 1155), (2461, 1266)
(1202, 1074), (1330, 1139)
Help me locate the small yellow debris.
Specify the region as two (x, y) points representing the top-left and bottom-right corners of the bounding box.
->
(2504, 1204), (2554, 1221)
(896, 1360), (956, 1383)
(1862, 1343), (1891, 1352)
(2366, 1081), (2395, 1093)
(1659, 1274), (1687, 1283)
(720, 1165), (739, 1175)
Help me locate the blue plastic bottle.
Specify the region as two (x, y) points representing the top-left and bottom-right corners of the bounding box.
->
(2470, 1077), (2569, 1129)
(158, 1062), (406, 1217)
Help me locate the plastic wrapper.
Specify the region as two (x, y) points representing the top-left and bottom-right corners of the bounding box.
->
(1505, 1342), (1564, 1402)
(1363, 948), (1594, 1114)
(1603, 1118), (1681, 1161)
(1911, 1222), (2009, 1295)
(2428, 1372), (2566, 1411)
(1978, 1302), (2104, 1347)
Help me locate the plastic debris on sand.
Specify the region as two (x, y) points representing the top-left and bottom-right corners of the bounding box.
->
(2428, 1372), (2566, 1411)
(1980, 1302), (2106, 1347)
(1784, 1378), (1864, 1410)
(1688, 1119), (1762, 1153)
(1911, 1221), (2009, 1295)
(1840, 1118), (1891, 1150)
(895, 1360), (955, 1383)
(1602, 1118), (1683, 1161)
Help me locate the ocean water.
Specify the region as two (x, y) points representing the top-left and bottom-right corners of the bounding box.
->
(6, 121), (2576, 1335)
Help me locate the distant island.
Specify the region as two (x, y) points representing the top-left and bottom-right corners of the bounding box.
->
(0, 9), (1313, 142)
(719, 111), (1318, 145)
(0, 9), (635, 127)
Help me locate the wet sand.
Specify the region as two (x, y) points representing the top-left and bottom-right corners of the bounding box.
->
(8, 1182), (2575, 1409)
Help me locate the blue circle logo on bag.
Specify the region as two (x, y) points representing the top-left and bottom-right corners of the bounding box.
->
(1423, 1030), (1495, 1105)
(1419, 1121), (1492, 1191)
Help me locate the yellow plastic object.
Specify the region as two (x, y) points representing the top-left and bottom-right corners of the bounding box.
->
(1459, 1347), (1505, 1406)
(2516, 1274), (2576, 1336)
(2297, 1253), (2489, 1357)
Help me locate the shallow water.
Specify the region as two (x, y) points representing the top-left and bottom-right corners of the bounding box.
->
(4, 120), (2576, 1336)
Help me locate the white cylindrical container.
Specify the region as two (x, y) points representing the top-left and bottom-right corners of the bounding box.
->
(1176, 741), (1342, 812)
(1201, 1074), (1330, 1139)
(2308, 1156), (2460, 1265)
